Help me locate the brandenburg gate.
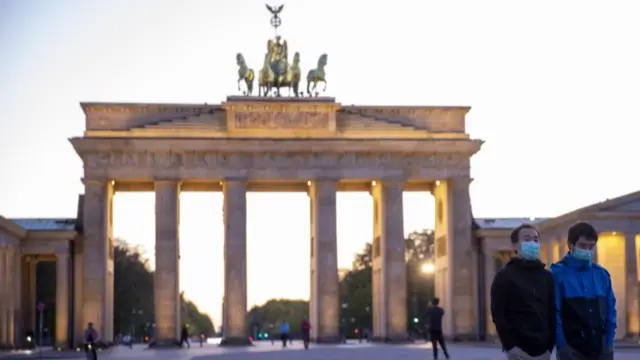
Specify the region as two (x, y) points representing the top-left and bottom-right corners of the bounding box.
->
(70, 96), (482, 345)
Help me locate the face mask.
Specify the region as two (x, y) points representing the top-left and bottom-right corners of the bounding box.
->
(520, 241), (540, 260)
(573, 249), (593, 261)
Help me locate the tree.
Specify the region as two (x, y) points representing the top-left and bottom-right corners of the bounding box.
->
(181, 293), (215, 336)
(339, 229), (435, 334)
(246, 299), (308, 336)
(351, 242), (372, 270)
(113, 240), (155, 337)
(113, 239), (215, 338)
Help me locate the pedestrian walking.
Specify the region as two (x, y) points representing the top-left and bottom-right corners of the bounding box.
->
(425, 297), (450, 359)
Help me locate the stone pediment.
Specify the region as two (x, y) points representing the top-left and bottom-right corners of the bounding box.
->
(337, 112), (424, 132)
(596, 191), (640, 213)
(138, 110), (226, 132)
(537, 190), (640, 231)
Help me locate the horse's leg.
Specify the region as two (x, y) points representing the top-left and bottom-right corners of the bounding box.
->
(306, 79), (312, 96)
(247, 81), (253, 96)
(322, 80), (327, 92)
(237, 78), (242, 91)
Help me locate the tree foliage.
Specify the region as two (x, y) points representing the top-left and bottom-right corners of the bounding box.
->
(35, 239), (215, 342)
(246, 299), (309, 335)
(339, 229), (435, 335)
(113, 239), (215, 337)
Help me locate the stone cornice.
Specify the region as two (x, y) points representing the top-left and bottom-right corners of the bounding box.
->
(26, 230), (78, 240)
(0, 216), (27, 239)
(70, 137), (483, 156)
(80, 101), (469, 116)
(87, 129), (469, 140)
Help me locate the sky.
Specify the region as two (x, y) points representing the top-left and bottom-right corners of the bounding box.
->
(0, 0), (638, 328)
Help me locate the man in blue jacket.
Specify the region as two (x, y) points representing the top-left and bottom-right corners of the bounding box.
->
(551, 222), (616, 360)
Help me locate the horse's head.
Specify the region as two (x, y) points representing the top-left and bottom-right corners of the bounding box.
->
(293, 52), (300, 65)
(318, 54), (328, 67)
(236, 53), (245, 66)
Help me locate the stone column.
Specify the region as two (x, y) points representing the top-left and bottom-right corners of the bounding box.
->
(220, 179), (250, 346)
(12, 249), (22, 348)
(82, 179), (113, 343)
(626, 234), (639, 337)
(0, 246), (6, 346)
(545, 241), (555, 266)
(20, 257), (37, 336)
(434, 178), (475, 339)
(55, 252), (70, 348)
(557, 239), (566, 261)
(5, 247), (16, 348)
(309, 180), (340, 343)
(73, 241), (84, 347)
(483, 252), (496, 338)
(371, 180), (407, 342)
(154, 180), (181, 345)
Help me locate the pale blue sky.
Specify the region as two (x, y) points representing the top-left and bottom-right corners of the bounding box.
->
(1, 0), (638, 328)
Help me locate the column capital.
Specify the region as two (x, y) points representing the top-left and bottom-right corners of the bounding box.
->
(82, 178), (113, 186)
(222, 177), (248, 183)
(311, 177), (340, 182)
(223, 179), (248, 190)
(153, 179), (183, 186)
(55, 251), (70, 259)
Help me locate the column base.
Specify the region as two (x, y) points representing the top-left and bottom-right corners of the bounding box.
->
(313, 335), (342, 344)
(219, 337), (252, 346)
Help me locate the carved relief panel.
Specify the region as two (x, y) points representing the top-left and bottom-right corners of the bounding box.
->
(223, 101), (338, 132)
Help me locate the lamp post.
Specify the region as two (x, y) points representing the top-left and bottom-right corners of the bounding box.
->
(412, 261), (436, 328)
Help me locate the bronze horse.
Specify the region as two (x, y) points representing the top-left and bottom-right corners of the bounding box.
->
(306, 54), (328, 96)
(236, 53), (255, 95)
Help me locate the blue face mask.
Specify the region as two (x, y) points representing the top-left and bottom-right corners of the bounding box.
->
(520, 241), (540, 260)
(573, 248), (593, 261)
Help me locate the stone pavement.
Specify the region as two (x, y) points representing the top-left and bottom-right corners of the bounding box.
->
(2, 342), (640, 360)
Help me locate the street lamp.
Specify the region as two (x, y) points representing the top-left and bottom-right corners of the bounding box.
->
(412, 261), (436, 331)
(421, 262), (435, 274)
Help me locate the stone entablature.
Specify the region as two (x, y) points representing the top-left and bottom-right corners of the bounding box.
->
(72, 138), (480, 182)
(81, 97), (471, 136)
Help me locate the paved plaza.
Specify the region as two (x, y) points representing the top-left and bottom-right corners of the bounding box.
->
(3, 342), (640, 360)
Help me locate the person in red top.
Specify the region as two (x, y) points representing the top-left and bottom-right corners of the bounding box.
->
(301, 317), (311, 349)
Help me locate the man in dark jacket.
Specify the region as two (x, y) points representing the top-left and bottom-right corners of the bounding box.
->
(491, 224), (555, 360)
(425, 297), (449, 359)
(552, 222), (616, 360)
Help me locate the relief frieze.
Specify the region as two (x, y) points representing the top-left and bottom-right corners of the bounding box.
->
(233, 111), (330, 130)
(85, 151), (469, 170)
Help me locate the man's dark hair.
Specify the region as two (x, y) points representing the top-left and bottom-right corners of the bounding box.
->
(510, 224), (539, 244)
(432, 297), (440, 306)
(567, 222), (598, 245)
